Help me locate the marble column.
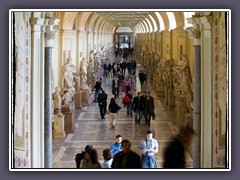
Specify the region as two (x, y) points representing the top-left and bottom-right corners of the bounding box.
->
(44, 14), (59, 168)
(187, 18), (202, 168)
(200, 16), (213, 168)
(30, 17), (44, 168)
(193, 43), (201, 168)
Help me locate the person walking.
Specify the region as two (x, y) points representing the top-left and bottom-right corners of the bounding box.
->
(122, 75), (132, 93)
(138, 70), (145, 89)
(111, 139), (141, 168)
(110, 134), (123, 157)
(131, 92), (146, 126)
(93, 78), (102, 102)
(80, 148), (102, 168)
(143, 91), (155, 126)
(122, 90), (133, 117)
(163, 126), (195, 168)
(112, 76), (120, 99)
(97, 89), (108, 119)
(102, 148), (113, 168)
(108, 97), (121, 128)
(75, 144), (93, 168)
(138, 130), (158, 168)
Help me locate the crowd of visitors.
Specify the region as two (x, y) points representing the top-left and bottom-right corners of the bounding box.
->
(74, 55), (195, 169)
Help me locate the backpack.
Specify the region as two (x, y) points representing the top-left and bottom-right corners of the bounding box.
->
(123, 95), (130, 104)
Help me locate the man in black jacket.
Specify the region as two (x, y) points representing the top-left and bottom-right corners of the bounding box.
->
(97, 89), (108, 119)
(131, 92), (146, 127)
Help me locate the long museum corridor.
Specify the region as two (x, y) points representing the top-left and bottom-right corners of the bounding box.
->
(11, 10), (229, 169)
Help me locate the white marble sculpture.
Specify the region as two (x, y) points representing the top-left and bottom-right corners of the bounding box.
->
(63, 56), (77, 91)
(53, 87), (62, 110)
(79, 58), (87, 86)
(74, 74), (81, 92)
(62, 88), (75, 105)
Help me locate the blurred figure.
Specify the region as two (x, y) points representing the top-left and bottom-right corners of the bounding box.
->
(131, 71), (137, 91)
(80, 148), (102, 168)
(75, 144), (93, 168)
(111, 139), (141, 168)
(102, 149), (113, 168)
(110, 134), (123, 157)
(138, 130), (158, 168)
(163, 126), (195, 168)
(138, 70), (145, 89)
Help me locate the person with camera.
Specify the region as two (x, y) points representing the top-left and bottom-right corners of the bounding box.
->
(138, 130), (158, 168)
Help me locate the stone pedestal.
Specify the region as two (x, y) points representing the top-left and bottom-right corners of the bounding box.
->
(61, 103), (75, 134)
(168, 89), (176, 108)
(80, 87), (90, 106)
(185, 113), (193, 128)
(176, 96), (187, 128)
(52, 113), (65, 139)
(155, 81), (165, 97)
(74, 91), (82, 109)
(165, 87), (169, 105)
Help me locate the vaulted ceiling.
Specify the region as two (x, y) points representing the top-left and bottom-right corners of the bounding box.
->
(55, 11), (196, 33)
(96, 12), (151, 28)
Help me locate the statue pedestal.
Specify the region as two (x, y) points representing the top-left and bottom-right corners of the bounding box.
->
(176, 96), (187, 128)
(61, 103), (75, 134)
(168, 89), (175, 108)
(165, 86), (169, 105)
(52, 113), (65, 139)
(155, 81), (165, 97)
(80, 86), (90, 106)
(74, 91), (82, 109)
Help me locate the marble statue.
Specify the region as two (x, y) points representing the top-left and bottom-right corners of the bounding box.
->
(74, 75), (81, 92)
(52, 87), (62, 110)
(63, 56), (77, 90)
(79, 58), (87, 86)
(62, 88), (75, 105)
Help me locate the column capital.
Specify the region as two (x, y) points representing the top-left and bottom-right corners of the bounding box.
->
(199, 16), (213, 30)
(187, 17), (202, 45)
(30, 17), (45, 32)
(44, 14), (59, 47)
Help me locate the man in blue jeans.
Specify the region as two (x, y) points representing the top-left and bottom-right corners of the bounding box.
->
(138, 130), (158, 168)
(131, 92), (145, 126)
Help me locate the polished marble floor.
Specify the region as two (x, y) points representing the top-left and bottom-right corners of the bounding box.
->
(52, 61), (193, 169)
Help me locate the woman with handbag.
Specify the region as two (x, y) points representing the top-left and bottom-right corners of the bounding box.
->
(108, 97), (121, 128)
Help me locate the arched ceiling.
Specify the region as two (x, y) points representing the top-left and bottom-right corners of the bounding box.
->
(97, 12), (150, 27)
(57, 11), (195, 33)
